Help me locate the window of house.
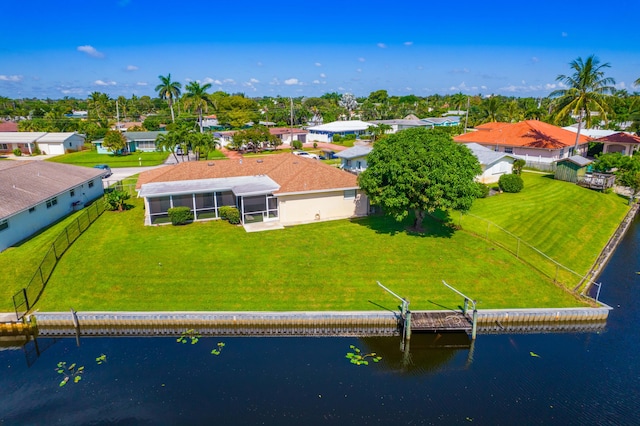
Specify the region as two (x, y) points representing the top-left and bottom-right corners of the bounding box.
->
(88, 180), (94, 188)
(70, 189), (75, 197)
(138, 141), (155, 149)
(29, 207), (35, 213)
(0, 219), (7, 231)
(346, 159), (352, 167)
(0, 144), (7, 150)
(46, 197), (58, 208)
(344, 189), (356, 200)
(504, 147), (513, 154)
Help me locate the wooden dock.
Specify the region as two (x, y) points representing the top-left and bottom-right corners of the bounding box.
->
(408, 311), (472, 332)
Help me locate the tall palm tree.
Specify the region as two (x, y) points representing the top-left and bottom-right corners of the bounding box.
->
(550, 55), (616, 150)
(479, 96), (504, 123)
(183, 81), (213, 132)
(155, 74), (182, 123)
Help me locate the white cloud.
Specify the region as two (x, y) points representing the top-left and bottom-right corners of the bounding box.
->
(126, 65), (138, 71)
(312, 80), (320, 84)
(320, 73), (326, 78)
(284, 78), (300, 85)
(77, 45), (104, 58)
(561, 32), (568, 37)
(377, 43), (387, 49)
(404, 41), (413, 46)
(531, 57), (539, 63)
(223, 78), (236, 84)
(136, 82), (148, 86)
(213, 79), (223, 85)
(257, 61), (263, 66)
(58, 87), (85, 95)
(356, 68), (362, 73)
(315, 62), (322, 67)
(358, 57), (365, 62)
(270, 78), (280, 86)
(450, 68), (470, 74)
(0, 75), (23, 82)
(250, 78), (260, 83)
(202, 77), (214, 84)
(95, 79), (116, 86)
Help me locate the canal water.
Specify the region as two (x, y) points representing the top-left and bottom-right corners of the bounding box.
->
(1, 217), (639, 425)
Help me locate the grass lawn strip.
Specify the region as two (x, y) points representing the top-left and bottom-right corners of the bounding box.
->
(0, 172), (628, 312)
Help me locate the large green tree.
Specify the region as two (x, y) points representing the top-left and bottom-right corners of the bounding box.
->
(102, 130), (127, 154)
(183, 81), (213, 133)
(155, 73), (182, 123)
(550, 55), (616, 150)
(358, 127), (481, 232)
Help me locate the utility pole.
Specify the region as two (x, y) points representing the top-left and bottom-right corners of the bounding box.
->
(116, 100), (120, 131)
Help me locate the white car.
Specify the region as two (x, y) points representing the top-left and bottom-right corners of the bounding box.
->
(292, 150), (319, 160)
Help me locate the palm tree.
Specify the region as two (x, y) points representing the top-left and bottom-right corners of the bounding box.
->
(155, 74), (182, 123)
(183, 81), (213, 133)
(479, 96), (504, 123)
(550, 55), (616, 150)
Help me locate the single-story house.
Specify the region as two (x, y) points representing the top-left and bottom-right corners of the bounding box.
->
(453, 120), (590, 164)
(0, 132), (85, 155)
(464, 143), (516, 184)
(270, 128), (308, 145)
(335, 144), (373, 174)
(306, 120), (374, 143)
(93, 131), (168, 154)
(554, 155), (593, 183)
(0, 161), (105, 252)
(369, 118), (433, 134)
(593, 132), (640, 157)
(422, 116), (461, 127)
(136, 153), (369, 228)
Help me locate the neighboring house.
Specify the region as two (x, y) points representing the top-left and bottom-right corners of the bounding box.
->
(554, 155), (593, 183)
(422, 116), (461, 127)
(65, 110), (88, 119)
(136, 154), (369, 228)
(93, 131), (168, 154)
(369, 118), (432, 134)
(0, 161), (105, 252)
(453, 120), (590, 164)
(593, 132), (640, 157)
(335, 144), (373, 174)
(306, 120), (374, 143)
(464, 143), (516, 184)
(0, 132), (84, 155)
(270, 128), (308, 145)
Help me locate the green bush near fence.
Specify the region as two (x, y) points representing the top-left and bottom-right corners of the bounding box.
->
(219, 206), (241, 224)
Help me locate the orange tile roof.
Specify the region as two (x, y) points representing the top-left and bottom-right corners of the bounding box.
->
(595, 132), (640, 144)
(454, 120), (590, 149)
(137, 153), (359, 194)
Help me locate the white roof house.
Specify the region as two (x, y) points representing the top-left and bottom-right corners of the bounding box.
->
(464, 143), (516, 184)
(307, 120), (374, 143)
(0, 132), (85, 155)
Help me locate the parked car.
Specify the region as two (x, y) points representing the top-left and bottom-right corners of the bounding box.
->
(319, 151), (338, 160)
(292, 150), (319, 160)
(93, 164), (112, 178)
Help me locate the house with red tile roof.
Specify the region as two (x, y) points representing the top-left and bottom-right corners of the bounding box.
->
(0, 121), (18, 132)
(594, 132), (640, 157)
(453, 120), (590, 164)
(136, 153), (368, 229)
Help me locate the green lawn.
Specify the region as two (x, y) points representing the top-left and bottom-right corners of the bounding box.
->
(0, 171), (629, 312)
(47, 150), (170, 167)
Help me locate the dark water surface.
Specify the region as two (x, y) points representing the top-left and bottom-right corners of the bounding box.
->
(1, 217), (639, 425)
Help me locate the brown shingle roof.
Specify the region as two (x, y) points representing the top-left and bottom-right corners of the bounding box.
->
(137, 153), (359, 194)
(454, 120), (590, 149)
(595, 132), (640, 144)
(0, 122), (18, 132)
(0, 161), (104, 219)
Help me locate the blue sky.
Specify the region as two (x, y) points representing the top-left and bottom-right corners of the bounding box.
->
(1, 0), (639, 100)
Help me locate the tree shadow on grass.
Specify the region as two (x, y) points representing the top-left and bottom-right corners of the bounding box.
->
(351, 210), (456, 239)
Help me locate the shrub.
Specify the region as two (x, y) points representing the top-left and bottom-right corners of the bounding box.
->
(104, 190), (131, 212)
(291, 140), (303, 150)
(476, 182), (491, 198)
(332, 134), (342, 143)
(499, 174), (524, 193)
(313, 142), (318, 149)
(343, 134), (357, 141)
(219, 206), (241, 224)
(13, 148), (22, 156)
(168, 206), (193, 225)
(512, 159), (526, 175)
(33, 146), (42, 155)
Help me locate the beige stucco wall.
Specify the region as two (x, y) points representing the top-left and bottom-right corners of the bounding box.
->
(278, 190), (368, 225)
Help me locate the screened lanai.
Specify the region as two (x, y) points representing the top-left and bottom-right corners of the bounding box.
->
(138, 175), (280, 225)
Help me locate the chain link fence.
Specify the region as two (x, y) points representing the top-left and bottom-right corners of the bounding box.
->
(13, 200), (106, 320)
